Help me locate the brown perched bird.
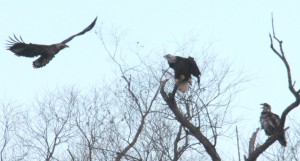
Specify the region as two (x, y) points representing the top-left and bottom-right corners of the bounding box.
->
(164, 54), (201, 93)
(260, 103), (287, 147)
(6, 17), (97, 68)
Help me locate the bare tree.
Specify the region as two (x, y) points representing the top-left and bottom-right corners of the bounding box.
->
(159, 49), (244, 161)
(20, 88), (76, 161)
(97, 25), (163, 161)
(244, 16), (300, 161)
(5, 18), (295, 161)
(96, 24), (242, 161)
(286, 119), (300, 160)
(0, 101), (28, 161)
(160, 81), (221, 161)
(67, 87), (119, 161)
(69, 88), (104, 161)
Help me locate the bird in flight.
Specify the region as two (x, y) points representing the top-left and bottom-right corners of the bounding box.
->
(6, 17), (97, 68)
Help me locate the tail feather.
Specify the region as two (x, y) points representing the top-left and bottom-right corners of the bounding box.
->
(196, 76), (200, 85)
(278, 134), (287, 147)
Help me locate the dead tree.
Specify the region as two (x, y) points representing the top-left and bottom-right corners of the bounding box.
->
(159, 48), (244, 161)
(245, 16), (300, 161)
(20, 88), (76, 161)
(0, 102), (28, 161)
(97, 26), (162, 161)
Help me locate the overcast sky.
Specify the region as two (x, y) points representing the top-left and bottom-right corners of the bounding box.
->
(1, 0), (300, 159)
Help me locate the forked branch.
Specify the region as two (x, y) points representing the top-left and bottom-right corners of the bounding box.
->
(269, 15), (300, 129)
(245, 15), (300, 161)
(160, 80), (221, 161)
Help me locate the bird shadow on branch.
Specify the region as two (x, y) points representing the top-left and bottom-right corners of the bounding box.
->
(244, 14), (300, 161)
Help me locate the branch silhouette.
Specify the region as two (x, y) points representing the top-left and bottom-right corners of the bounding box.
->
(245, 14), (300, 161)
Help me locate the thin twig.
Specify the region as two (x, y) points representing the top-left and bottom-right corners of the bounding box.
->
(236, 126), (241, 161)
(246, 15), (300, 161)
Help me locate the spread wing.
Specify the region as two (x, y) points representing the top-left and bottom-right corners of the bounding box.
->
(33, 54), (54, 68)
(61, 17), (97, 44)
(7, 35), (49, 57)
(188, 57), (201, 84)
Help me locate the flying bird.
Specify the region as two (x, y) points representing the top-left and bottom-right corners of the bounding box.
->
(6, 17), (97, 68)
(260, 103), (286, 147)
(164, 54), (201, 93)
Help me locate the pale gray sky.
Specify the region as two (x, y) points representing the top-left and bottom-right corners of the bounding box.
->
(1, 0), (300, 159)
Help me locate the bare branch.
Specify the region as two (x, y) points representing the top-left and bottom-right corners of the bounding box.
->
(115, 115), (146, 161)
(269, 16), (300, 129)
(245, 128), (289, 161)
(160, 79), (221, 161)
(245, 15), (300, 161)
(236, 126), (241, 161)
(67, 148), (75, 161)
(244, 128), (259, 161)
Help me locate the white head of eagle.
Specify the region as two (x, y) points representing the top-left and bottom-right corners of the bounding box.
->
(163, 54), (201, 93)
(260, 103), (287, 147)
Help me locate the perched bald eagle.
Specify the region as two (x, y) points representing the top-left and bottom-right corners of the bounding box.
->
(164, 54), (201, 93)
(6, 17), (97, 68)
(260, 103), (286, 147)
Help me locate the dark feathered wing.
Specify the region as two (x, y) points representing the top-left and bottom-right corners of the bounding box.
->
(270, 113), (280, 131)
(7, 36), (57, 68)
(172, 56), (191, 82)
(7, 17), (97, 68)
(188, 57), (201, 84)
(61, 17), (97, 44)
(166, 56), (201, 84)
(7, 35), (49, 57)
(260, 112), (287, 146)
(33, 54), (54, 68)
(164, 54), (201, 93)
(260, 112), (279, 135)
(270, 113), (287, 147)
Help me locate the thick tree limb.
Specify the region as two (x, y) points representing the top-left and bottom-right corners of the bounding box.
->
(115, 74), (161, 161)
(115, 115), (146, 161)
(244, 128), (259, 161)
(245, 15), (300, 161)
(249, 128), (260, 157)
(245, 128), (289, 161)
(160, 80), (221, 161)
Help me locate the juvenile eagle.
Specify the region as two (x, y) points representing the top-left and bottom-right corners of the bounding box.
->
(6, 17), (97, 68)
(260, 103), (286, 147)
(164, 54), (201, 93)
